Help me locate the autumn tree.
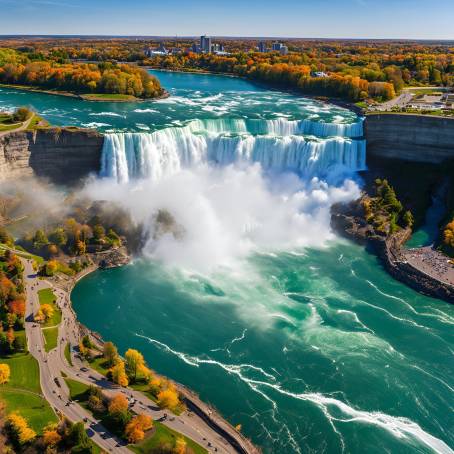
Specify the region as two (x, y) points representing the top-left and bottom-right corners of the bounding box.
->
(8, 299), (25, 318)
(6, 413), (36, 445)
(157, 385), (180, 411)
(40, 303), (54, 321)
(124, 414), (153, 443)
(125, 348), (149, 382)
(6, 328), (15, 349)
(174, 436), (187, 454)
(108, 393), (129, 415)
(108, 393), (131, 428)
(0, 363), (10, 384)
(43, 427), (62, 447)
(111, 360), (129, 387)
(45, 260), (58, 276)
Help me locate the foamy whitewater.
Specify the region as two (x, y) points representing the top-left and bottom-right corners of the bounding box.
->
(99, 118), (366, 184)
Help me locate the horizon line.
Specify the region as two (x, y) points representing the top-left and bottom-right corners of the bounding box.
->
(0, 34), (453, 42)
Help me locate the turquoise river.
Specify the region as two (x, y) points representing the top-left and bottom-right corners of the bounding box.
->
(1, 71), (453, 454)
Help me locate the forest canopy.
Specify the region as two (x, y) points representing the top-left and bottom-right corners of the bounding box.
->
(0, 48), (163, 98)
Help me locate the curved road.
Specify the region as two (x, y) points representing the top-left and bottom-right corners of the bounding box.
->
(22, 257), (249, 453)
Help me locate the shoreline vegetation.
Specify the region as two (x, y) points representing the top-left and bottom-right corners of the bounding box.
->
(0, 82), (170, 103)
(0, 48), (165, 102)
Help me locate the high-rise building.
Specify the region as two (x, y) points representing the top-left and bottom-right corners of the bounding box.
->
(258, 41), (267, 53)
(272, 42), (283, 51)
(200, 35), (212, 53)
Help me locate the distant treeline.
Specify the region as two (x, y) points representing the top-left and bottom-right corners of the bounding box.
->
(1, 37), (453, 102)
(0, 49), (163, 98)
(148, 53), (397, 101)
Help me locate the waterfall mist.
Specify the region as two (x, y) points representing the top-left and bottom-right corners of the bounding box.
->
(84, 163), (360, 272)
(83, 118), (365, 271)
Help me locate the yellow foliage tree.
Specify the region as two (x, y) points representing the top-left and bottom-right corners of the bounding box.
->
(111, 360), (129, 387)
(174, 436), (187, 454)
(125, 348), (149, 382)
(124, 414), (153, 443)
(443, 220), (454, 248)
(34, 308), (45, 323)
(45, 260), (58, 276)
(43, 428), (62, 446)
(108, 393), (129, 416)
(157, 385), (180, 411)
(41, 303), (54, 321)
(78, 340), (88, 358)
(7, 413), (36, 445)
(0, 363), (10, 384)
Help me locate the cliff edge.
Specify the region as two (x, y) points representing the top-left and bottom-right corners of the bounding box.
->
(0, 127), (103, 185)
(365, 114), (454, 164)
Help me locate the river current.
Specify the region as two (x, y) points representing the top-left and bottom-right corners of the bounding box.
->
(1, 71), (453, 453)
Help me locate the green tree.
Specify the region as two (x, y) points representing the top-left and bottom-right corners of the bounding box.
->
(92, 225), (105, 241)
(50, 227), (67, 247)
(402, 210), (414, 228)
(33, 229), (49, 250)
(103, 341), (118, 367)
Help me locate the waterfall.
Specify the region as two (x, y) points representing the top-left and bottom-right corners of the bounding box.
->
(187, 118), (364, 138)
(100, 119), (366, 184)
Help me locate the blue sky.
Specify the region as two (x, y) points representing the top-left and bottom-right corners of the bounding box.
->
(0, 0), (452, 39)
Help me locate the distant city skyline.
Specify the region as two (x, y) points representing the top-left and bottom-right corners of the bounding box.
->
(0, 0), (453, 40)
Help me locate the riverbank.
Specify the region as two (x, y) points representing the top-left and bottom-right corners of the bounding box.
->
(0, 83), (170, 103)
(331, 198), (454, 304)
(147, 66), (365, 115)
(52, 250), (260, 454)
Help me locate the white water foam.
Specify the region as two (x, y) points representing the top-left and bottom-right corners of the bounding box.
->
(136, 333), (453, 454)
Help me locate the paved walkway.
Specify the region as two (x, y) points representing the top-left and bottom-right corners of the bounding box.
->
(21, 255), (251, 453)
(0, 113), (34, 137)
(404, 247), (454, 287)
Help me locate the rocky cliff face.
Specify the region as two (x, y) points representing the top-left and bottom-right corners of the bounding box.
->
(365, 114), (454, 163)
(331, 200), (454, 304)
(0, 128), (103, 185)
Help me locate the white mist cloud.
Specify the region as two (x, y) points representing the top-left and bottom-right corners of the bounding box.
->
(82, 163), (360, 273)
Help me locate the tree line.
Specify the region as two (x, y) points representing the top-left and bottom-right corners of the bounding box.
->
(0, 49), (163, 98)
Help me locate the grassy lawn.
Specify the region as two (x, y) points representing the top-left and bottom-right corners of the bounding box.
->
(0, 353), (40, 393)
(38, 288), (62, 327)
(0, 353), (57, 433)
(26, 114), (49, 131)
(0, 389), (58, 433)
(65, 342), (73, 366)
(8, 245), (45, 265)
(81, 93), (137, 101)
(65, 378), (91, 401)
(130, 421), (207, 454)
(0, 113), (22, 131)
(38, 287), (56, 305)
(88, 355), (110, 376)
(42, 326), (59, 352)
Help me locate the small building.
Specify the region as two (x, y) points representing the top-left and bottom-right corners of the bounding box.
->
(279, 45), (288, 55)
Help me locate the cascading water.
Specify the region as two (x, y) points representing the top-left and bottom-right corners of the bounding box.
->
(100, 118), (366, 184)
